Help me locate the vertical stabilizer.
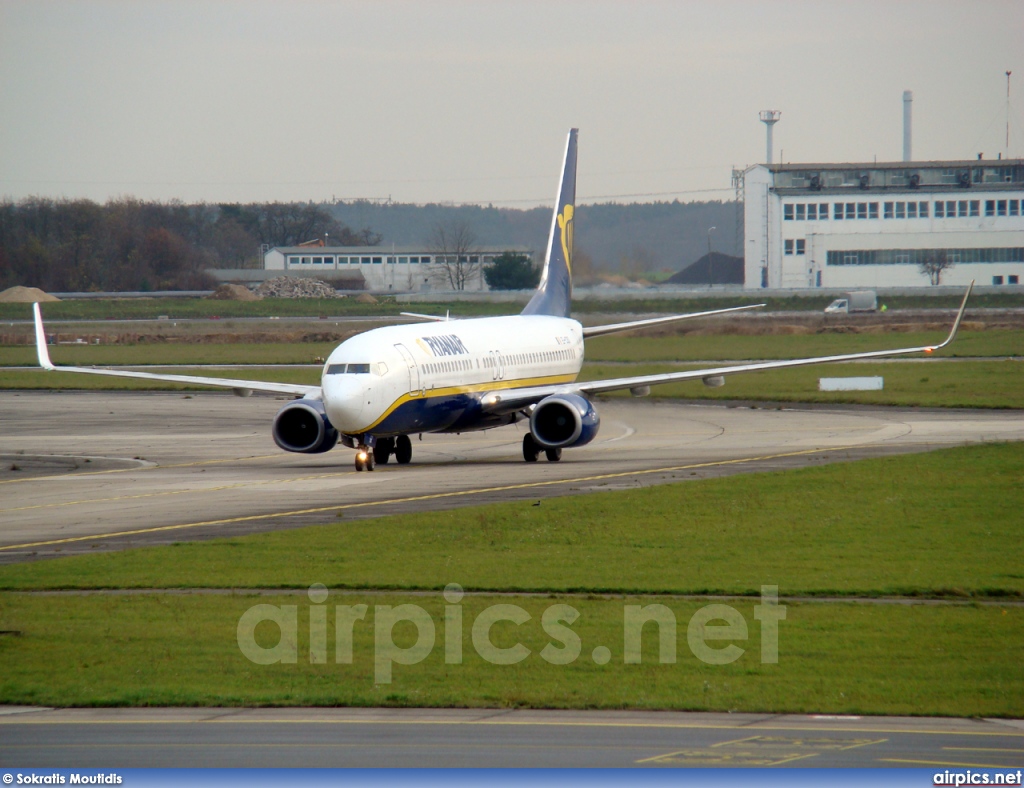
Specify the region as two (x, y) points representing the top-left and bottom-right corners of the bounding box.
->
(522, 128), (578, 317)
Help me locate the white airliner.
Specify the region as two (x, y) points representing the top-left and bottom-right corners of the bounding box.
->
(33, 129), (972, 471)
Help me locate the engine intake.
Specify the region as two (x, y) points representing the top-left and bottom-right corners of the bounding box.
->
(272, 399), (339, 454)
(530, 393), (600, 449)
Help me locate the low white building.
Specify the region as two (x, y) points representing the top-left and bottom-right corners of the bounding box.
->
(262, 245), (533, 292)
(743, 159), (1024, 289)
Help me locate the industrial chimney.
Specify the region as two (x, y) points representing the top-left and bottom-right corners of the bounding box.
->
(903, 91), (913, 162)
(759, 110), (781, 164)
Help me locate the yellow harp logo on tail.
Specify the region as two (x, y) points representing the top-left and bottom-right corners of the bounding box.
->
(557, 204), (574, 275)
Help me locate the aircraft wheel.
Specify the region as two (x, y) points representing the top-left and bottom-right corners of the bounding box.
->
(395, 435), (413, 464)
(545, 447), (562, 462)
(523, 433), (540, 462)
(365, 452), (376, 471)
(354, 453), (366, 472)
(373, 438), (393, 465)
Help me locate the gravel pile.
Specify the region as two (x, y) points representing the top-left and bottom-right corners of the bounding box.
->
(254, 277), (342, 299)
(0, 286), (60, 303)
(207, 283), (261, 301)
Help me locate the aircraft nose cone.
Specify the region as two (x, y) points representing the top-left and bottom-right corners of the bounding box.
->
(323, 377), (365, 431)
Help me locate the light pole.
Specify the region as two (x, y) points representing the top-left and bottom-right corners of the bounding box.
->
(707, 226), (716, 287)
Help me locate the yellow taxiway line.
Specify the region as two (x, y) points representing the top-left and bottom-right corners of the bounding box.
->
(0, 444), (859, 552)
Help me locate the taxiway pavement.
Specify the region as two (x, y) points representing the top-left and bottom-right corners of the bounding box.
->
(1, 391), (1022, 562)
(1, 706), (1022, 767)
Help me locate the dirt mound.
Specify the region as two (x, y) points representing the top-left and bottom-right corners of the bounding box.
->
(0, 286), (60, 303)
(207, 283), (261, 301)
(354, 292), (378, 304)
(254, 277), (341, 299)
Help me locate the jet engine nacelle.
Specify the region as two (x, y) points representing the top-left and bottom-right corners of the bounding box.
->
(530, 393), (600, 449)
(272, 399), (339, 454)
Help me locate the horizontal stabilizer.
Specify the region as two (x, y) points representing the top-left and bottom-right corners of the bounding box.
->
(582, 304), (765, 338)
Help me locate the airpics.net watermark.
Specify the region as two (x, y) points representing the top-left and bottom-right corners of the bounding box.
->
(237, 584), (786, 684)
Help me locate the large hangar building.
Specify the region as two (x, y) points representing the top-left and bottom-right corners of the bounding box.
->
(743, 159), (1024, 290)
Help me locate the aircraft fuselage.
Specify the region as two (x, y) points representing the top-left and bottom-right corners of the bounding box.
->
(321, 314), (585, 438)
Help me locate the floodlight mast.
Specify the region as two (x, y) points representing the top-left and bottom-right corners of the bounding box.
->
(759, 110), (781, 165)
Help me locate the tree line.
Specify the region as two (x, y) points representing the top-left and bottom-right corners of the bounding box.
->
(0, 198), (380, 293)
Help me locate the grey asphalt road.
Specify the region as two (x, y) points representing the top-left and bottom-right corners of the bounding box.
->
(1, 391), (1022, 563)
(1, 707), (1022, 768)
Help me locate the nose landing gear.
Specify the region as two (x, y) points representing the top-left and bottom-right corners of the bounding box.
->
(355, 434), (413, 471)
(354, 446), (375, 472)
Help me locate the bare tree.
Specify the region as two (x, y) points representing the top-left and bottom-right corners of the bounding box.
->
(919, 249), (954, 286)
(429, 219), (480, 291)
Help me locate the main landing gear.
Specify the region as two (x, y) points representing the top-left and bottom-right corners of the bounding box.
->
(523, 433), (561, 463)
(356, 435), (413, 471)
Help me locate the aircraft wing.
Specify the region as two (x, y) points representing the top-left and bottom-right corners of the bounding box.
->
(582, 303), (765, 338)
(32, 304), (320, 398)
(482, 282), (972, 413)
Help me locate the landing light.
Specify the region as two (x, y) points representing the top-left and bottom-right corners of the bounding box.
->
(357, 451), (368, 461)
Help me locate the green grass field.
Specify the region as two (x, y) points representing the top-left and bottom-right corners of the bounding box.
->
(585, 328), (1024, 362)
(0, 593), (1018, 716)
(0, 443), (1021, 714)
(2, 328), (1020, 368)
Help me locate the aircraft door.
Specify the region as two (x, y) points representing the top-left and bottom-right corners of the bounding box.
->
(393, 343), (421, 395)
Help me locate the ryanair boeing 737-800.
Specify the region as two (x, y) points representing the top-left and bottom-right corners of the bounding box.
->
(33, 129), (972, 471)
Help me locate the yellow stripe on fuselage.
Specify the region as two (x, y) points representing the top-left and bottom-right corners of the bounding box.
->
(351, 372), (578, 434)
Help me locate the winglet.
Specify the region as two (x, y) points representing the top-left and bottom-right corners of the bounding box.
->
(33, 302), (55, 370)
(931, 280), (974, 351)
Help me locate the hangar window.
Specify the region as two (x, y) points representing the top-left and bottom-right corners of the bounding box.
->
(869, 202), (879, 219)
(795, 204), (806, 220)
(399, 256), (409, 264)
(795, 239), (806, 255)
(907, 203), (918, 219)
(919, 201), (929, 217)
(819, 202), (829, 218)
(1010, 200), (1020, 216)
(362, 257), (371, 264)
(834, 203), (844, 220)
(998, 200), (1007, 216)
(958, 200), (969, 217)
(1010, 275), (1020, 284)
(970, 201), (980, 217)
(845, 203), (856, 220)
(373, 257), (383, 264)
(807, 204), (817, 220)
(857, 203), (867, 219)
(934, 202), (944, 218)
(986, 200), (996, 216)
(947, 201), (958, 217)
(993, 276), (1005, 285)
(884, 202), (894, 219)
(288, 256), (300, 266)
(784, 240), (794, 255)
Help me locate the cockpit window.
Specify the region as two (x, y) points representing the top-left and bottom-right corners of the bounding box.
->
(326, 363), (371, 374)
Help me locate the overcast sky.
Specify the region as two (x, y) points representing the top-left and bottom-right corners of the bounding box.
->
(2, 0), (1022, 207)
